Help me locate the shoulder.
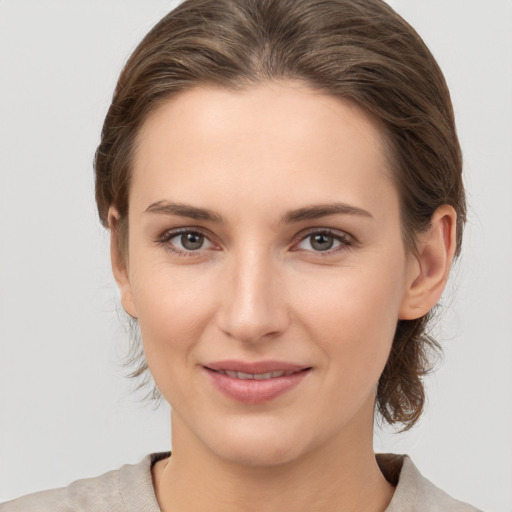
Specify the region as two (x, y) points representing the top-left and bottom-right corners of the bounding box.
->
(379, 454), (483, 512)
(0, 453), (168, 512)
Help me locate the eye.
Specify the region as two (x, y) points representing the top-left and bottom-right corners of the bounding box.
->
(294, 230), (351, 253)
(158, 229), (214, 254)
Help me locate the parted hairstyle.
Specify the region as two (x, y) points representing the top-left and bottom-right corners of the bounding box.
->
(94, 0), (465, 430)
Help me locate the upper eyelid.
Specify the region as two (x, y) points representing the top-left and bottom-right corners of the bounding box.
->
(293, 227), (353, 243)
(159, 226), (213, 240)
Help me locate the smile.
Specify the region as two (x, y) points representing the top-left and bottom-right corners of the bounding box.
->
(211, 369), (298, 380)
(203, 362), (311, 404)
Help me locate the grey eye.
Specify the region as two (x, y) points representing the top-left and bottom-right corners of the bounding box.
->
(180, 232), (205, 250)
(160, 229), (215, 254)
(310, 234), (334, 251)
(295, 231), (349, 253)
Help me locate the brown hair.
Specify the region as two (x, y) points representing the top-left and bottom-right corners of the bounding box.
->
(94, 0), (465, 430)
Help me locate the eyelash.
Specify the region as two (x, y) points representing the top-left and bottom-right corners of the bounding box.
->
(156, 227), (353, 257)
(156, 228), (217, 257)
(292, 229), (353, 255)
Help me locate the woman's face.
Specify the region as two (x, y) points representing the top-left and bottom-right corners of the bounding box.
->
(115, 81), (419, 466)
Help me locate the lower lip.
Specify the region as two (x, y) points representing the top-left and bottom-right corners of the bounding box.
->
(204, 368), (310, 404)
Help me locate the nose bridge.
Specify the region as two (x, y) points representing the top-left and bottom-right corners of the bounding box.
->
(217, 242), (288, 343)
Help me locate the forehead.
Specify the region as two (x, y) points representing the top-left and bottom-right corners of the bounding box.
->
(130, 81), (397, 223)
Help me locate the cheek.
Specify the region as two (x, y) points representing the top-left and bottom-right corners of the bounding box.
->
(131, 254), (216, 326)
(128, 261), (218, 388)
(292, 259), (406, 377)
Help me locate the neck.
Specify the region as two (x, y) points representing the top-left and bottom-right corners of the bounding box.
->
(153, 414), (394, 512)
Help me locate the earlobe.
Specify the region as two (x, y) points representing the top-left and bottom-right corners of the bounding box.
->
(399, 205), (457, 320)
(108, 207), (138, 319)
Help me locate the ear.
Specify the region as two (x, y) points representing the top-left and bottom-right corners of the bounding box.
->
(108, 207), (138, 319)
(399, 205), (457, 320)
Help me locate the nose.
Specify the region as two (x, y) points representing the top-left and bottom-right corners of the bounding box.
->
(215, 245), (290, 344)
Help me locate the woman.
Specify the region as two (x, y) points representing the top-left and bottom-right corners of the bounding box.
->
(0, 0), (485, 510)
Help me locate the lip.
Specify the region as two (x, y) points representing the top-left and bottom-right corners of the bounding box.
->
(205, 359), (308, 374)
(203, 360), (311, 404)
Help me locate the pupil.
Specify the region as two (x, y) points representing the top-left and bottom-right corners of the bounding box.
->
(311, 234), (333, 251)
(182, 232), (203, 250)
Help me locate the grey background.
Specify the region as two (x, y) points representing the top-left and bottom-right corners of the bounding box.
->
(0, 1), (511, 510)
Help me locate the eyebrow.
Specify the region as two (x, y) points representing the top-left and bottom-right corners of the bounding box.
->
(144, 200), (373, 224)
(280, 203), (373, 223)
(145, 201), (224, 223)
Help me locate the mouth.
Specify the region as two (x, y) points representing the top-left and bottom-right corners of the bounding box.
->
(206, 369), (305, 380)
(203, 361), (312, 404)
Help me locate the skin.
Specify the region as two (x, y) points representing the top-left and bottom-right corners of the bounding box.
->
(110, 81), (456, 512)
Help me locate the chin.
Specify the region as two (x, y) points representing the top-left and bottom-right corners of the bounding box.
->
(199, 415), (317, 468)
(216, 436), (304, 468)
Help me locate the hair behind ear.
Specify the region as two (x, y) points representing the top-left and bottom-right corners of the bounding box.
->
(378, 204), (457, 430)
(377, 313), (440, 430)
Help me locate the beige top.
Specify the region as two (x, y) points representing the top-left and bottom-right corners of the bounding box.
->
(0, 453), (482, 511)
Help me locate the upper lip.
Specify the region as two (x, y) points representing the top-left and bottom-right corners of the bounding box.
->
(204, 360), (310, 374)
